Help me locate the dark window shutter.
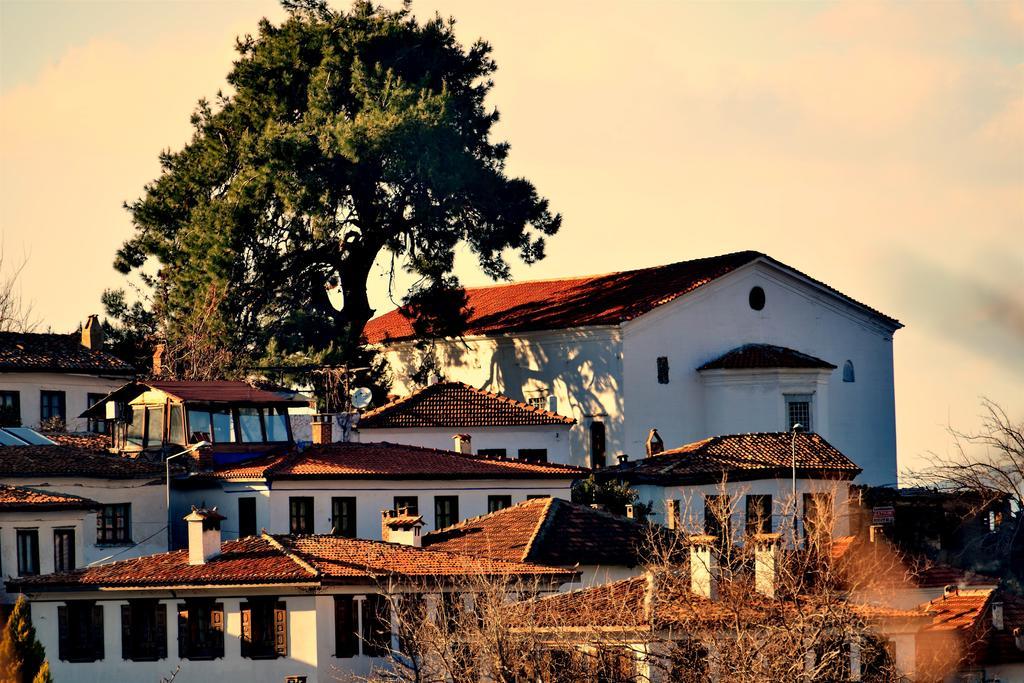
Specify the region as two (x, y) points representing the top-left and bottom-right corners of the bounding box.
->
(121, 604), (132, 660)
(92, 604), (104, 660)
(240, 604), (252, 658)
(211, 603), (225, 658)
(155, 603), (167, 660)
(274, 602), (287, 657)
(57, 605), (68, 661)
(177, 605), (188, 659)
(334, 596), (356, 658)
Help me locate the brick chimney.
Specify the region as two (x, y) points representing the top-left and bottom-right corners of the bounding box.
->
(81, 315), (103, 350)
(646, 428), (664, 457)
(753, 533), (782, 599)
(381, 508), (424, 547)
(452, 434), (472, 454)
(689, 535), (719, 600)
(184, 506), (225, 565)
(152, 343), (165, 376)
(311, 414), (333, 444)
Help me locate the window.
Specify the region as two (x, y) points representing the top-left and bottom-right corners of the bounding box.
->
(518, 448), (548, 464)
(434, 496), (459, 529)
(745, 495), (773, 535)
(656, 356), (670, 384)
(477, 448), (507, 458)
(54, 529), (75, 572)
(786, 394), (812, 432)
(238, 407), (264, 443)
(394, 496), (418, 516)
(238, 497), (257, 538)
(177, 600), (224, 660)
(87, 393), (107, 433)
(16, 530), (39, 576)
(264, 407), (290, 442)
(527, 395), (547, 411)
(748, 286), (766, 311)
(362, 594), (391, 657)
(146, 405), (165, 447)
(121, 600), (167, 661)
(40, 390), (66, 424)
(590, 421), (606, 469)
(187, 409), (212, 441)
(167, 404), (186, 446)
(58, 602), (104, 662)
(210, 408), (234, 443)
(332, 497), (357, 538)
(126, 405), (145, 447)
(334, 595), (390, 658)
(843, 360), (855, 383)
(0, 390), (20, 427)
(241, 599), (287, 659)
(97, 503), (131, 544)
(704, 495), (730, 541)
(665, 499), (681, 531)
(803, 493), (833, 542)
(488, 495), (512, 513)
(288, 497), (314, 534)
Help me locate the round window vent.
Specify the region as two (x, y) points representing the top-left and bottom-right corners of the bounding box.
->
(749, 286), (766, 311)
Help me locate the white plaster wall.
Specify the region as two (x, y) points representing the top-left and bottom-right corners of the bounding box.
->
(0, 510), (88, 603)
(566, 564), (645, 592)
(621, 261), (898, 486)
(700, 369), (832, 439)
(0, 372), (126, 431)
(0, 476), (167, 564)
(633, 477), (853, 540)
(353, 425), (572, 464)
(173, 479), (574, 541)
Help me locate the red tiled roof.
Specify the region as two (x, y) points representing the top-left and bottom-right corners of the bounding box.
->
(364, 251), (901, 343)
(43, 432), (110, 453)
(198, 442), (588, 482)
(145, 380), (308, 404)
(359, 381), (575, 429)
(911, 564), (1001, 589)
(918, 589), (1024, 668)
(0, 484), (99, 511)
(697, 344), (836, 371)
(923, 589), (993, 633)
(0, 332), (134, 374)
(423, 498), (649, 567)
(604, 432), (861, 485)
(0, 445), (162, 479)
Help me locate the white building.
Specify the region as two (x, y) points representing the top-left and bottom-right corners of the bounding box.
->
(0, 316), (134, 432)
(365, 251), (902, 485)
(7, 508), (574, 683)
(355, 380), (575, 464)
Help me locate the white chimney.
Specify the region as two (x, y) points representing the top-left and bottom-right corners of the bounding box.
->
(381, 509), (425, 547)
(184, 507), (225, 565)
(689, 535), (718, 600)
(427, 372), (440, 387)
(452, 433), (472, 455)
(753, 533), (782, 599)
(992, 601), (1005, 631)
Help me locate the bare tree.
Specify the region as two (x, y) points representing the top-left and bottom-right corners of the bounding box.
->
(158, 283), (236, 380)
(0, 250), (38, 333)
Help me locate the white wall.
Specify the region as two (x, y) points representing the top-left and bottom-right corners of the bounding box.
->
(0, 372), (125, 431)
(0, 510), (88, 603)
(173, 478), (574, 541)
(0, 477), (167, 565)
(353, 425), (573, 465)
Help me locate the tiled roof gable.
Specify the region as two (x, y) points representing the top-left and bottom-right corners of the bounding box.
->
(0, 484), (99, 511)
(0, 332), (133, 374)
(697, 344), (836, 371)
(360, 381), (575, 429)
(0, 444), (162, 479)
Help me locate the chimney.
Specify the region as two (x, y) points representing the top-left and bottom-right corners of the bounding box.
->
(311, 414), (333, 444)
(381, 508), (424, 547)
(753, 533), (782, 599)
(1013, 627), (1023, 651)
(152, 343), (165, 376)
(625, 504), (635, 520)
(992, 601), (1005, 631)
(427, 372), (439, 387)
(81, 315), (103, 350)
(590, 503), (606, 512)
(616, 454), (629, 465)
(452, 433), (472, 455)
(689, 535), (719, 600)
(944, 585), (959, 598)
(646, 428), (664, 457)
(869, 524), (886, 544)
(184, 506), (225, 565)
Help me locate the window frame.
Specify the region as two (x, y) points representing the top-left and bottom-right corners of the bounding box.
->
(53, 528), (75, 573)
(240, 599), (287, 660)
(40, 390), (66, 424)
(86, 392), (107, 434)
(238, 497), (258, 538)
(121, 599), (167, 662)
(656, 356), (670, 384)
(785, 394), (813, 432)
(393, 496), (419, 516)
(703, 494), (731, 542)
(96, 503), (132, 545)
(487, 495), (512, 513)
(745, 495), (773, 535)
(177, 599), (225, 661)
(434, 496), (459, 530)
(331, 497), (357, 538)
(590, 420), (606, 469)
(477, 448), (507, 459)
(288, 497), (314, 535)
(58, 601), (104, 663)
(517, 448), (548, 464)
(16, 529), (39, 576)
(0, 390), (20, 427)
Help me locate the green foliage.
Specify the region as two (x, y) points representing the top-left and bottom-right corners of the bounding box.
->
(113, 0), (560, 371)
(571, 475), (639, 516)
(0, 597), (47, 683)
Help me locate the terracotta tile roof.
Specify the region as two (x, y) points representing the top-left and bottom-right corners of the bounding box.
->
(0, 445), (161, 479)
(196, 442), (588, 482)
(82, 382), (310, 420)
(603, 432), (861, 485)
(359, 381), (575, 429)
(276, 535), (577, 582)
(918, 589), (1024, 668)
(0, 332), (134, 374)
(515, 575), (654, 629)
(423, 498), (649, 567)
(697, 344), (836, 371)
(0, 484), (99, 511)
(923, 589), (993, 632)
(43, 432), (110, 453)
(364, 251), (901, 343)
(911, 564), (1001, 589)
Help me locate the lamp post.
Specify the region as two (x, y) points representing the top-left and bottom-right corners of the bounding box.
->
(166, 441), (211, 549)
(790, 423), (802, 543)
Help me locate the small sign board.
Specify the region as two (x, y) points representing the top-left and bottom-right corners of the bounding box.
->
(872, 506), (895, 525)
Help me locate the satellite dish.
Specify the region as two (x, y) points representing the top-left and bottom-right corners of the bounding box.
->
(351, 387), (373, 409)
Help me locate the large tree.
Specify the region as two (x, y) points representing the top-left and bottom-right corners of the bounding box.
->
(110, 0), (560, 371)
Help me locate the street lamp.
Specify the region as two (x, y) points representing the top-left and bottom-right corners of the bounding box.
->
(166, 441), (211, 549)
(790, 423), (802, 543)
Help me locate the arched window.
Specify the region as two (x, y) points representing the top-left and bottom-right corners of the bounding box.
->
(842, 360), (855, 383)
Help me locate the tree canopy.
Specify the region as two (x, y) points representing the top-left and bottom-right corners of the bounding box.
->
(110, 0), (560, 372)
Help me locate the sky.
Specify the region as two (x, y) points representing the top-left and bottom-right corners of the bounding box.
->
(0, 0), (1021, 478)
